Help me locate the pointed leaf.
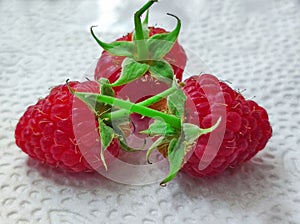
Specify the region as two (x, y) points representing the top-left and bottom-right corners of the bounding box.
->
(143, 9), (150, 27)
(199, 117), (222, 135)
(140, 119), (177, 137)
(91, 26), (135, 57)
(149, 60), (174, 85)
(95, 78), (115, 115)
(160, 138), (186, 185)
(74, 92), (99, 114)
(159, 118), (222, 183)
(100, 78), (115, 97)
(133, 10), (150, 41)
(167, 87), (186, 117)
(182, 117), (221, 145)
(110, 58), (150, 87)
(98, 118), (115, 170)
(74, 91), (111, 117)
(147, 14), (181, 60)
(182, 123), (202, 145)
(160, 118), (222, 185)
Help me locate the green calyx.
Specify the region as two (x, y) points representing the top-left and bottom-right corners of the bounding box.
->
(141, 87), (222, 185)
(70, 81), (180, 170)
(90, 0), (181, 87)
(157, 118), (221, 186)
(70, 79), (221, 185)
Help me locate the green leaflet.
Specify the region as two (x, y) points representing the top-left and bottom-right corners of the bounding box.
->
(149, 60), (174, 85)
(113, 118), (141, 153)
(74, 92), (100, 114)
(73, 91), (112, 117)
(159, 133), (195, 185)
(199, 117), (222, 135)
(98, 118), (115, 170)
(140, 119), (177, 137)
(73, 90), (111, 118)
(133, 9), (150, 41)
(160, 138), (184, 185)
(182, 117), (222, 145)
(182, 123), (202, 145)
(91, 26), (135, 57)
(160, 118), (222, 185)
(110, 58), (150, 87)
(167, 87), (186, 117)
(146, 14), (181, 60)
(100, 78), (115, 97)
(97, 78), (115, 115)
(142, 9), (150, 39)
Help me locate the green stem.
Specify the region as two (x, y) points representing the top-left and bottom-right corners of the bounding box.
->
(103, 85), (177, 121)
(98, 94), (181, 130)
(134, 0), (156, 59)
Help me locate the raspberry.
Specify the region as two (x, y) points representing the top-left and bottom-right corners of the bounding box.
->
(181, 74), (272, 177)
(15, 81), (120, 172)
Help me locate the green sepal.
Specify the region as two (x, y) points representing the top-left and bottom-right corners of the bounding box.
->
(182, 123), (202, 145)
(160, 117), (222, 185)
(98, 118), (115, 170)
(133, 9), (150, 41)
(73, 91), (117, 118)
(146, 136), (170, 164)
(167, 86), (186, 117)
(91, 26), (135, 57)
(160, 138), (184, 185)
(100, 78), (115, 97)
(110, 58), (150, 87)
(143, 9), (150, 27)
(111, 116), (143, 152)
(140, 119), (177, 137)
(146, 13), (181, 60)
(149, 60), (174, 85)
(96, 78), (115, 115)
(182, 117), (221, 145)
(73, 92), (99, 114)
(199, 117), (222, 135)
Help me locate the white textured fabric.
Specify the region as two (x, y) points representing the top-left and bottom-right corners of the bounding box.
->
(1, 0), (300, 223)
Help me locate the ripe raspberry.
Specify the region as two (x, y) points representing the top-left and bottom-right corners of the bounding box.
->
(181, 74), (272, 177)
(15, 81), (120, 172)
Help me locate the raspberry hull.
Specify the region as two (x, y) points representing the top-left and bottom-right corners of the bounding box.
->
(181, 74), (272, 177)
(94, 27), (187, 89)
(94, 27), (187, 137)
(15, 81), (120, 172)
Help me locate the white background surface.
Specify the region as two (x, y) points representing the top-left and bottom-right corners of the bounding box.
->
(1, 0), (300, 223)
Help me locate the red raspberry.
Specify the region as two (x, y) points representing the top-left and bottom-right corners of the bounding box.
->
(181, 74), (272, 177)
(15, 81), (120, 172)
